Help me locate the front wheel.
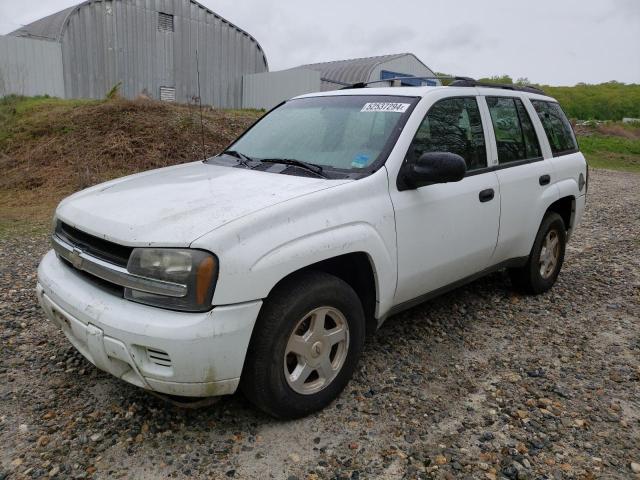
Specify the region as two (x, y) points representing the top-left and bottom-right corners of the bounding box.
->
(241, 271), (365, 419)
(509, 212), (567, 294)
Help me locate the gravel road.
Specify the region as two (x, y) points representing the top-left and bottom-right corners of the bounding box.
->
(1, 169), (639, 480)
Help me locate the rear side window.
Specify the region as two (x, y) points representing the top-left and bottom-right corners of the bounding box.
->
(531, 100), (578, 156)
(408, 97), (487, 171)
(486, 97), (542, 164)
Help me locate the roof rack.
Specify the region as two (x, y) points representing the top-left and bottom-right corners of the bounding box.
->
(341, 75), (545, 95)
(449, 78), (545, 95)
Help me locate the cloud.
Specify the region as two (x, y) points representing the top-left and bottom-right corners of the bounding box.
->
(1, 0), (638, 85)
(424, 25), (492, 53)
(612, 0), (640, 18)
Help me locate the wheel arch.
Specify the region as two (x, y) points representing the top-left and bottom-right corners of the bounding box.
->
(264, 252), (380, 337)
(546, 195), (576, 233)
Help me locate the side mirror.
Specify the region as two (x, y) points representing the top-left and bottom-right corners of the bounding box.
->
(402, 152), (467, 189)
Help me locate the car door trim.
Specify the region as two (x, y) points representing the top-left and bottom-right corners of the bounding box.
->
(463, 156), (545, 177)
(396, 155), (545, 189)
(385, 256), (529, 318)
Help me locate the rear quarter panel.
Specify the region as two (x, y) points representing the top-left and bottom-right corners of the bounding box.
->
(551, 151), (588, 235)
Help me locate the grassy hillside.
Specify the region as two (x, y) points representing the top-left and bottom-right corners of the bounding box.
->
(0, 95), (261, 234)
(543, 83), (640, 121)
(575, 123), (640, 173)
(462, 76), (640, 121)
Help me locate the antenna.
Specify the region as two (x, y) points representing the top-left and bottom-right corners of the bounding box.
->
(196, 49), (206, 161)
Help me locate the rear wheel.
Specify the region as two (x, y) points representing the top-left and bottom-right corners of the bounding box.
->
(241, 271), (365, 419)
(509, 212), (566, 294)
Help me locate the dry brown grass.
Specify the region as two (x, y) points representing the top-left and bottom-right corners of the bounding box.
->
(574, 122), (640, 140)
(0, 97), (261, 230)
(595, 123), (640, 139)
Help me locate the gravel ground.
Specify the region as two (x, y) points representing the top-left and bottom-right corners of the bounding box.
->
(1, 169), (639, 480)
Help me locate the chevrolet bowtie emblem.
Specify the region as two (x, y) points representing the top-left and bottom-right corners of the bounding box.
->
(70, 248), (83, 269)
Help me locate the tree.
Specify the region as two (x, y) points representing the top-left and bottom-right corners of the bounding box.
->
(478, 75), (514, 85)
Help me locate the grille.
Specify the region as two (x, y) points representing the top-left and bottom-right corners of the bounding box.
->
(56, 222), (133, 268)
(59, 256), (124, 297)
(146, 348), (172, 368)
(159, 86), (176, 102)
(158, 12), (174, 32)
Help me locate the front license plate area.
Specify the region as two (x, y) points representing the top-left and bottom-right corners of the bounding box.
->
(51, 307), (71, 329)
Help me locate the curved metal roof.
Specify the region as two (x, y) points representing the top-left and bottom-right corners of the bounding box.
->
(9, 5), (76, 42)
(288, 53), (434, 87)
(10, 0), (268, 68)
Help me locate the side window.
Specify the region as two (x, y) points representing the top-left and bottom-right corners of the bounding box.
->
(408, 97), (487, 171)
(486, 97), (541, 164)
(531, 100), (578, 156)
(515, 100), (542, 159)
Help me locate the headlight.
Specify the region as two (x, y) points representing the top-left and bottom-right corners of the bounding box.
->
(124, 248), (218, 312)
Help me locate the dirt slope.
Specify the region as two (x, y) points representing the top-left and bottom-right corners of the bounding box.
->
(0, 96), (261, 227)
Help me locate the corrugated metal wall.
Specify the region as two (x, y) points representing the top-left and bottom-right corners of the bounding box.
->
(61, 0), (268, 107)
(242, 69), (321, 110)
(0, 36), (65, 97)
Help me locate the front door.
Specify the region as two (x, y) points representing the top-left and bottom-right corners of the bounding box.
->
(391, 96), (500, 305)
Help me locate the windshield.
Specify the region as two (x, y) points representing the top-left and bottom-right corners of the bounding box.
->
(228, 95), (418, 172)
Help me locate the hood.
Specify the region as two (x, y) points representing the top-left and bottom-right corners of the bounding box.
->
(56, 161), (350, 246)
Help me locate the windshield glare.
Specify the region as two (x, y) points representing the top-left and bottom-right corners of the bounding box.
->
(229, 96), (417, 171)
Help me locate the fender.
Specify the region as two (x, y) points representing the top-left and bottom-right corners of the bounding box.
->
(193, 169), (399, 316)
(248, 222), (395, 318)
(550, 177), (580, 237)
(526, 180), (579, 255)
(555, 177), (580, 202)
(526, 183), (562, 252)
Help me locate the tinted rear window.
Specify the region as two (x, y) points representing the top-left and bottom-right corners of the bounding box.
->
(487, 97), (542, 164)
(531, 100), (578, 156)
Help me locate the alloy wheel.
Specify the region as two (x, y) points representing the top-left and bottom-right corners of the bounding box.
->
(539, 229), (560, 279)
(284, 306), (350, 395)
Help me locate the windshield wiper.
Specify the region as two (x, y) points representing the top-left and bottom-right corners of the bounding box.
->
(260, 158), (327, 178)
(221, 150), (255, 168)
(220, 152), (327, 178)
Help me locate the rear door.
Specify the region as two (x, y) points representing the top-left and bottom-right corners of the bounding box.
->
(530, 99), (587, 190)
(390, 95), (500, 305)
(482, 95), (555, 264)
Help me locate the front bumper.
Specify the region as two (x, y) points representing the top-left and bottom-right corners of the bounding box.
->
(37, 250), (262, 397)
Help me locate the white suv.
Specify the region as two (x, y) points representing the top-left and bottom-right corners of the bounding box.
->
(37, 80), (587, 418)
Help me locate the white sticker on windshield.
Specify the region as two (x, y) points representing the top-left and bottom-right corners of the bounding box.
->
(361, 102), (410, 113)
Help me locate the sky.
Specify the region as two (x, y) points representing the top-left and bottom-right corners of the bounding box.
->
(1, 0), (638, 86)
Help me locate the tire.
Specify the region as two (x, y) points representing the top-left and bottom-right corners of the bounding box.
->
(240, 271), (365, 419)
(509, 212), (567, 295)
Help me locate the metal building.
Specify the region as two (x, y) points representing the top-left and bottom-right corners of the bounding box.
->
(0, 35), (65, 98)
(7, 0), (268, 107)
(290, 53), (439, 90)
(243, 53), (438, 109)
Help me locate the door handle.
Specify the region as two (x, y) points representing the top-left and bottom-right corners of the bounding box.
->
(479, 188), (495, 203)
(539, 174), (551, 186)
